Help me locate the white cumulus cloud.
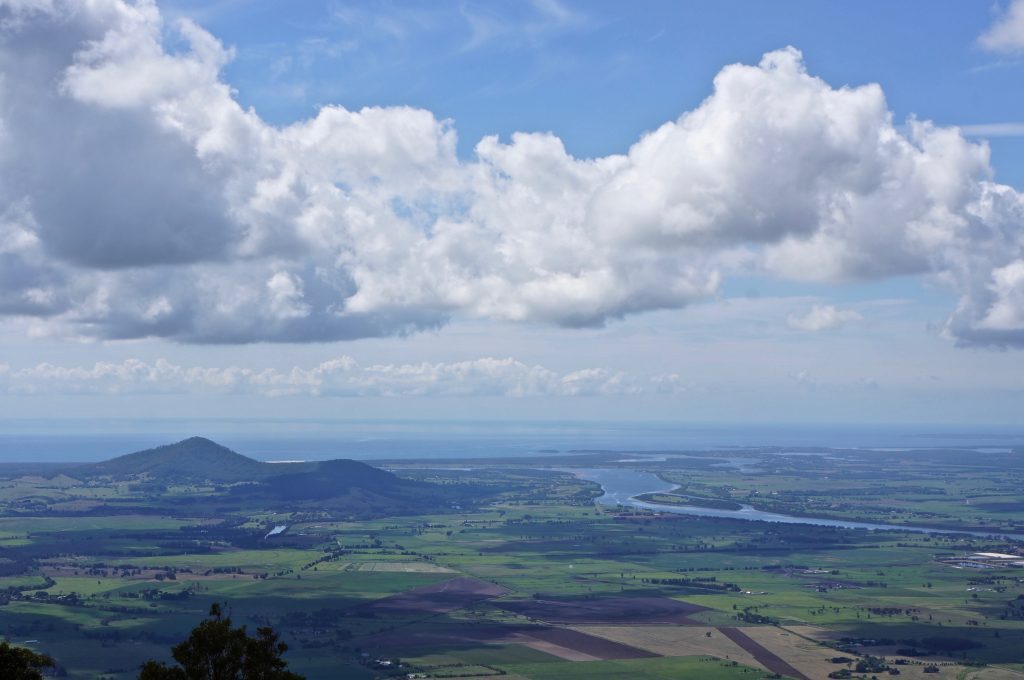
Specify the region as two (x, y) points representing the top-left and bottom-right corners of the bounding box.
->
(0, 356), (664, 398)
(0, 1), (1021, 348)
(787, 304), (864, 332)
(979, 0), (1024, 53)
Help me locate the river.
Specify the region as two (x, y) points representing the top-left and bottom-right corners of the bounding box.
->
(572, 467), (1024, 541)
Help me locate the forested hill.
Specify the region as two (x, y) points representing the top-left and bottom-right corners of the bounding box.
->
(72, 436), (295, 482)
(56, 437), (472, 516)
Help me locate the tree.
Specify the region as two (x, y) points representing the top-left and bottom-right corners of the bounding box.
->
(0, 641), (55, 680)
(139, 603), (304, 680)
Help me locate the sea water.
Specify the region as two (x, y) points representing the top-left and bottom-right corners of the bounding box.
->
(0, 419), (1020, 462)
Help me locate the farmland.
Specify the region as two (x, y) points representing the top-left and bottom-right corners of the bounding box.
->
(0, 440), (1023, 679)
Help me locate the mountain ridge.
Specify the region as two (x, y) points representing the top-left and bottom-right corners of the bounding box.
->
(75, 436), (344, 483)
(62, 436), (470, 516)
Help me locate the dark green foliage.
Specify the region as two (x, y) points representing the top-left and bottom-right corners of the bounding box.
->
(71, 437), (438, 507)
(138, 603), (304, 680)
(265, 459), (404, 499)
(263, 458), (425, 500)
(0, 641), (55, 680)
(76, 437), (275, 483)
(30, 436), (489, 520)
(917, 636), (983, 652)
(854, 655), (890, 673)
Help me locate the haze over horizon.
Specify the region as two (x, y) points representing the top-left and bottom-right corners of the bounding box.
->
(2, 0), (1024, 426)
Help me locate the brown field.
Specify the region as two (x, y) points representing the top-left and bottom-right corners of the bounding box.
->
(573, 625), (761, 667)
(358, 576), (508, 615)
(507, 638), (598, 661)
(498, 595), (707, 624)
(718, 627), (810, 680)
(359, 621), (655, 661)
(969, 669), (1024, 680)
(738, 626), (851, 679)
(509, 627), (656, 661)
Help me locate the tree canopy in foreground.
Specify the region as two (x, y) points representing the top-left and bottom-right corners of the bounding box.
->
(0, 641), (55, 680)
(139, 603), (304, 680)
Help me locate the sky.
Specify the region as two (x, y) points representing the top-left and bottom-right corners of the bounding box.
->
(1, 0), (1024, 429)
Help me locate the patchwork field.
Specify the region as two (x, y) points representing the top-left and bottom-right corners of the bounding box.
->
(2, 444), (1024, 678)
(572, 625), (762, 665)
(498, 594), (707, 624)
(358, 576), (508, 615)
(337, 561), (456, 573)
(718, 627), (810, 680)
(498, 655), (790, 679)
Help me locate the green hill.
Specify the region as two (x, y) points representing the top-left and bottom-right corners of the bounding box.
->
(65, 437), (473, 517)
(264, 458), (407, 499)
(73, 437), (305, 483)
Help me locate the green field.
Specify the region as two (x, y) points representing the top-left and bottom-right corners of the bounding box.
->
(1, 445), (1023, 679)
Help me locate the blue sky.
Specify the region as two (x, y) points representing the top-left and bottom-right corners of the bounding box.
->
(0, 0), (1023, 429)
(167, 0), (1024, 183)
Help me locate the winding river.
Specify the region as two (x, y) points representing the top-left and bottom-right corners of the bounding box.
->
(572, 467), (1024, 541)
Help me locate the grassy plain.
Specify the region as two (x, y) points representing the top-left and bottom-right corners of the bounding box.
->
(0, 446), (1023, 679)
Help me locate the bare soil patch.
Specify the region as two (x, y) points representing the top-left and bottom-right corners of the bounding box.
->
(741, 626), (854, 679)
(718, 627), (810, 680)
(575, 625), (760, 667)
(510, 627), (656, 661)
(510, 638), (598, 661)
(359, 622), (654, 661)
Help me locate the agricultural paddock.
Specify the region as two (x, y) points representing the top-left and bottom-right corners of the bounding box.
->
(2, 448), (1024, 678)
(740, 625), (852, 678)
(357, 576), (508, 616)
(497, 595), (707, 624)
(717, 627), (810, 679)
(507, 626), (655, 660)
(497, 655), (775, 679)
(360, 620), (655, 662)
(572, 625), (761, 667)
(336, 560), (456, 573)
(777, 626), (1024, 679)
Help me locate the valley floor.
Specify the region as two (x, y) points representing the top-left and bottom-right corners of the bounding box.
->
(2, 448), (1024, 679)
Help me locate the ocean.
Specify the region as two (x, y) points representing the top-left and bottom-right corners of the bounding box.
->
(0, 419), (1020, 462)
